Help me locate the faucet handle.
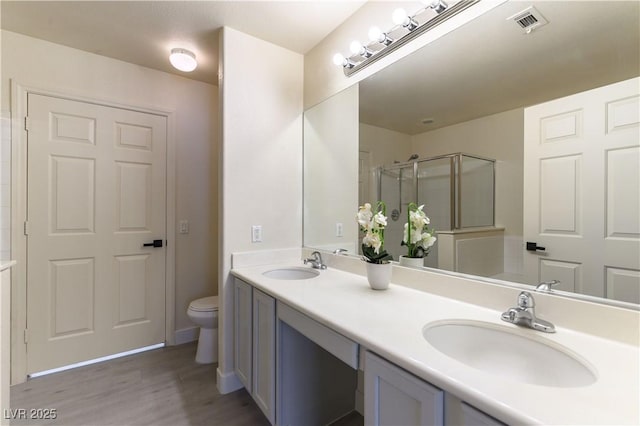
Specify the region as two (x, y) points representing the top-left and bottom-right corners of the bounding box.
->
(333, 248), (348, 255)
(517, 291), (535, 309)
(536, 280), (560, 292)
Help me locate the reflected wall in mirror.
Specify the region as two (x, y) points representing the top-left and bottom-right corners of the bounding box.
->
(304, 85), (359, 253)
(303, 0), (640, 307)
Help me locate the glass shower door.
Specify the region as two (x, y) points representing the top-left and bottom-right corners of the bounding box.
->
(378, 164), (415, 261)
(460, 155), (495, 228)
(416, 158), (452, 268)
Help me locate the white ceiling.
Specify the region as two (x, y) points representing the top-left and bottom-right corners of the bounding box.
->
(0, 0), (366, 85)
(2, 1), (638, 133)
(359, 1), (640, 134)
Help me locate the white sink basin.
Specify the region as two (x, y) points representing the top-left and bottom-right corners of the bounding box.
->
(262, 267), (320, 280)
(423, 320), (597, 388)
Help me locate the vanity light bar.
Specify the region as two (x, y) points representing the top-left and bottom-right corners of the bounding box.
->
(337, 0), (479, 77)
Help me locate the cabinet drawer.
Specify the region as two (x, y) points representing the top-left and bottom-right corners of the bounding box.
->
(277, 302), (358, 369)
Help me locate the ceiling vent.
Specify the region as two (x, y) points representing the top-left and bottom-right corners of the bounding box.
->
(508, 6), (548, 34)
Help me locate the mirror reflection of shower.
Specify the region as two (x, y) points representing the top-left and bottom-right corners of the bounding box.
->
(388, 154), (420, 220)
(375, 153), (496, 267)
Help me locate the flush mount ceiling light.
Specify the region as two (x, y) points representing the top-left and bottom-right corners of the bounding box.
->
(332, 0), (479, 77)
(169, 48), (197, 72)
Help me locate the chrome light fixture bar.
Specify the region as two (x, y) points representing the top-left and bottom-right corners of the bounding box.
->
(340, 0), (479, 77)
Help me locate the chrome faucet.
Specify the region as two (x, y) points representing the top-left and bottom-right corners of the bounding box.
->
(333, 248), (348, 255)
(501, 291), (555, 333)
(536, 279), (560, 292)
(304, 251), (327, 270)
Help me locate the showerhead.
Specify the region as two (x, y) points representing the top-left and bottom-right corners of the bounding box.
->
(408, 154), (419, 161)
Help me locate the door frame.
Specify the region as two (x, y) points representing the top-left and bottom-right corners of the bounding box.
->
(10, 81), (177, 384)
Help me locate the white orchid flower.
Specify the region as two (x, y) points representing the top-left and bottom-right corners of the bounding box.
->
(410, 207), (428, 229)
(421, 233), (437, 248)
(363, 231), (382, 254)
(357, 203), (373, 229)
(419, 205), (432, 225)
(373, 211), (387, 228)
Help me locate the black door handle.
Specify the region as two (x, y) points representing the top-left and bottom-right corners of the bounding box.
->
(143, 239), (163, 248)
(526, 242), (545, 252)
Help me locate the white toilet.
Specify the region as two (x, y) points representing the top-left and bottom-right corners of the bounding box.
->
(187, 295), (219, 364)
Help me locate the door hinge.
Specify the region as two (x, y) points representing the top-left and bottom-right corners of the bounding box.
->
(24, 116), (30, 131)
(23, 221), (29, 236)
(24, 329), (28, 344)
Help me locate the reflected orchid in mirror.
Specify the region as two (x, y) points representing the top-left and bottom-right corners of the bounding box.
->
(402, 203), (437, 258)
(356, 202), (393, 264)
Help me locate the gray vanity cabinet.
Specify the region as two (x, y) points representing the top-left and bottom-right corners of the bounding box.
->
(233, 278), (276, 424)
(365, 351), (444, 426)
(252, 288), (276, 422)
(444, 393), (505, 426)
(364, 350), (505, 426)
(233, 278), (253, 390)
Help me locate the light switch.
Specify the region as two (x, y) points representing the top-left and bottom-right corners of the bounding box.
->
(179, 220), (189, 234)
(336, 222), (343, 237)
(252, 225), (262, 243)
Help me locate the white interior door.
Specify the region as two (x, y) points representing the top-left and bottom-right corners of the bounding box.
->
(26, 93), (167, 374)
(523, 78), (639, 303)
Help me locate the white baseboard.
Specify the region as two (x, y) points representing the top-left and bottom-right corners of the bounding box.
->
(174, 326), (199, 345)
(216, 367), (243, 394)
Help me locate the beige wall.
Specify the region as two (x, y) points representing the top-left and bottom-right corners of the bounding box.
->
(218, 27), (303, 392)
(359, 122), (412, 208)
(0, 30), (218, 336)
(360, 122), (413, 169)
(410, 108), (524, 237)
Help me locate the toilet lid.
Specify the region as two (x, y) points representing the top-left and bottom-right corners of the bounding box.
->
(189, 296), (219, 312)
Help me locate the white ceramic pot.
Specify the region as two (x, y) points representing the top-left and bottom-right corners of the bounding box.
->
(365, 262), (392, 290)
(399, 255), (424, 268)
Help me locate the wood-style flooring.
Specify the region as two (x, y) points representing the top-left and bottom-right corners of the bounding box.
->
(10, 343), (270, 426)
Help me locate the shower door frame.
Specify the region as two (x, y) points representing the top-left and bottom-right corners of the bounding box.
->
(376, 152), (496, 231)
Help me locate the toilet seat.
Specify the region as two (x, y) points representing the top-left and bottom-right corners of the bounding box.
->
(189, 296), (219, 312)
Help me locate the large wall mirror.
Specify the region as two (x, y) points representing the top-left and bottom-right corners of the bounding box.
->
(303, 0), (640, 307)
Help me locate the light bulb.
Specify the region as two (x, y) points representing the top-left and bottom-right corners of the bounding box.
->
(350, 40), (373, 58)
(392, 8), (409, 26)
(392, 8), (418, 30)
(368, 26), (383, 43)
(332, 53), (346, 66)
(368, 26), (394, 45)
(350, 40), (363, 55)
(421, 0), (448, 13)
(169, 48), (197, 72)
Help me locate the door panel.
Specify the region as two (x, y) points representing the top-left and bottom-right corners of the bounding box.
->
(524, 78), (640, 303)
(539, 155), (581, 235)
(27, 94), (167, 374)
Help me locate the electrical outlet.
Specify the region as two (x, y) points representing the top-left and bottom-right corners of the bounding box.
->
(336, 222), (343, 237)
(251, 225), (263, 243)
(179, 220), (189, 234)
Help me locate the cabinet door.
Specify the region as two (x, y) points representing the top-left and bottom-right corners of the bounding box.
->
(460, 402), (505, 426)
(253, 289), (276, 424)
(444, 393), (505, 426)
(365, 351), (444, 426)
(233, 278), (252, 391)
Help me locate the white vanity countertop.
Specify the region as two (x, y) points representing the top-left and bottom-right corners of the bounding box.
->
(232, 263), (640, 425)
(0, 261), (16, 272)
